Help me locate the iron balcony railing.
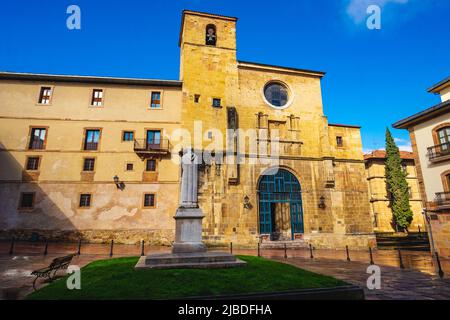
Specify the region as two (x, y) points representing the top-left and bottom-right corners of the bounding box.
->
(435, 192), (450, 207)
(28, 140), (45, 150)
(84, 142), (99, 151)
(428, 142), (450, 161)
(134, 139), (171, 153)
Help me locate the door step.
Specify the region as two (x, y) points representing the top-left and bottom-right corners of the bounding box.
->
(260, 240), (309, 250)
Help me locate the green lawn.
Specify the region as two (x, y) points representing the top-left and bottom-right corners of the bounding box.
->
(27, 256), (346, 300)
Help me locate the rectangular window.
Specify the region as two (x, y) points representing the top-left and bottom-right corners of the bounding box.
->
(91, 89), (103, 107)
(79, 194), (92, 208)
(19, 192), (35, 209)
(146, 159), (156, 172)
(126, 163), (134, 171)
(122, 131), (134, 142)
(336, 136), (343, 147)
(83, 158), (95, 172)
(212, 98), (221, 108)
(38, 87), (52, 104)
(144, 193), (156, 208)
(26, 157), (40, 171)
(29, 128), (47, 150)
(84, 129), (100, 151)
(194, 94), (200, 103)
(151, 92), (161, 109)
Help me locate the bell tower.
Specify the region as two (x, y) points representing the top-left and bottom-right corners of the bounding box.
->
(179, 10), (239, 149)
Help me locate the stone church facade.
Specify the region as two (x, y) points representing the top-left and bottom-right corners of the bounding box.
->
(0, 10), (375, 249)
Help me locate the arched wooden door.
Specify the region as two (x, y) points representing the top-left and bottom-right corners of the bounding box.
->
(258, 169), (304, 240)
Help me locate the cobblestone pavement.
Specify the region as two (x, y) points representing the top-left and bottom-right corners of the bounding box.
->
(272, 257), (450, 300)
(1, 241), (449, 300)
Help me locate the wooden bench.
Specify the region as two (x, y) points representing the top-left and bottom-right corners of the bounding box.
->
(31, 254), (76, 290)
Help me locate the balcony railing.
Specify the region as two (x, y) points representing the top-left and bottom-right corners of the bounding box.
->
(435, 192), (450, 208)
(134, 139), (171, 157)
(84, 142), (99, 151)
(428, 142), (450, 162)
(28, 140), (45, 150)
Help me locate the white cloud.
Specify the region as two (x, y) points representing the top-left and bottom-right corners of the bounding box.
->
(346, 0), (409, 24)
(394, 137), (407, 143)
(394, 137), (412, 152)
(398, 144), (412, 152)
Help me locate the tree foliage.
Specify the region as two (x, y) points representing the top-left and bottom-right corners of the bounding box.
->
(385, 128), (413, 231)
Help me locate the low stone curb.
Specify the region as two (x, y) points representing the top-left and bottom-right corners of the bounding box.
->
(181, 285), (365, 300)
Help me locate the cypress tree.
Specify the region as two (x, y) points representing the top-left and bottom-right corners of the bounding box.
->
(385, 128), (413, 232)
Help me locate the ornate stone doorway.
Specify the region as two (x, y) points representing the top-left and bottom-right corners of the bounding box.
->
(258, 168), (304, 241)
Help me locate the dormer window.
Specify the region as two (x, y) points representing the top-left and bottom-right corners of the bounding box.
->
(206, 24), (217, 46)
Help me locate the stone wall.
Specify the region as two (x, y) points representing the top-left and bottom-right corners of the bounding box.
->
(429, 212), (450, 258)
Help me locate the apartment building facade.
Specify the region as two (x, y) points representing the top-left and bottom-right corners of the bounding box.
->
(393, 76), (450, 257)
(0, 73), (182, 244)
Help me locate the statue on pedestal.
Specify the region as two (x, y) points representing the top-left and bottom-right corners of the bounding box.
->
(172, 149), (207, 253)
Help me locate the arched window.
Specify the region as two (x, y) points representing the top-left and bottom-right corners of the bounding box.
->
(432, 123), (450, 147)
(437, 126), (450, 148)
(442, 170), (450, 192)
(205, 24), (217, 46)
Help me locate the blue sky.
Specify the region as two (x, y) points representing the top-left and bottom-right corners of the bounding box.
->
(1, 0), (449, 152)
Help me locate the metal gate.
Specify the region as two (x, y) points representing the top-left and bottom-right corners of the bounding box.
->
(258, 169), (304, 240)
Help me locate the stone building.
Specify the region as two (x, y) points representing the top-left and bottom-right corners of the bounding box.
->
(0, 10), (375, 249)
(364, 150), (424, 233)
(393, 76), (450, 258)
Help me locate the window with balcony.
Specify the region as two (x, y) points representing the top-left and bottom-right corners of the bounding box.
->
(436, 171), (450, 208)
(437, 127), (450, 145)
(429, 125), (450, 161)
(146, 130), (161, 149)
(84, 129), (101, 151)
(28, 128), (47, 150)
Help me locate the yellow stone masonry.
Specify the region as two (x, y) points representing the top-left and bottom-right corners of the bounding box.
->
(0, 10), (376, 249)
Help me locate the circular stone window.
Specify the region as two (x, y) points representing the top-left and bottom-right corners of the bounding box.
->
(263, 82), (291, 108)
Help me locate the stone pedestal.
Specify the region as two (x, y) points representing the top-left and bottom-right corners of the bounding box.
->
(172, 207), (207, 254)
(135, 252), (247, 270)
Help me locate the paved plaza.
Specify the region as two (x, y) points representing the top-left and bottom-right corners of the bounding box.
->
(0, 241), (449, 300)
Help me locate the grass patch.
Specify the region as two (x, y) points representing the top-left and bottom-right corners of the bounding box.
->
(27, 256), (346, 300)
